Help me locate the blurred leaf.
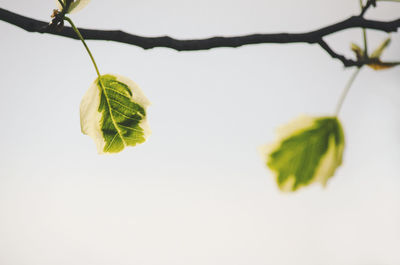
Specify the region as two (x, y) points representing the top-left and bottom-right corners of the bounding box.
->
(368, 61), (400, 70)
(57, 0), (91, 13)
(370, 37), (391, 59)
(260, 116), (345, 192)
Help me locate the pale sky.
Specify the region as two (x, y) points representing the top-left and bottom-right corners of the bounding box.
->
(0, 0), (399, 264)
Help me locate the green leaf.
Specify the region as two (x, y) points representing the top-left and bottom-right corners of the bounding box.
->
(80, 74), (151, 154)
(260, 116), (345, 192)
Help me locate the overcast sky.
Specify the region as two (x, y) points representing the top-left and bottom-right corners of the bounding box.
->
(0, 0), (399, 264)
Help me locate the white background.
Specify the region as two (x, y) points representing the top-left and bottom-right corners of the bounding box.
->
(0, 0), (399, 264)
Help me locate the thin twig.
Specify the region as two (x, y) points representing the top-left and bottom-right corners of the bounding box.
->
(360, 0), (376, 17)
(318, 40), (360, 67)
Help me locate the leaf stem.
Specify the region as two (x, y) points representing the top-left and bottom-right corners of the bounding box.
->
(362, 29), (368, 56)
(335, 67), (362, 116)
(359, 0), (368, 55)
(64, 16), (101, 78)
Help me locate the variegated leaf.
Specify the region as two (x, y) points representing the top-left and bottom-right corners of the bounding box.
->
(80, 74), (151, 154)
(260, 115), (345, 192)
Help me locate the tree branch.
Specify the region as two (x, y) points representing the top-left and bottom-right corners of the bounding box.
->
(0, 7), (399, 67)
(317, 39), (361, 67)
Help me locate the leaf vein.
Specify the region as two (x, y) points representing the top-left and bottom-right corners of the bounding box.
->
(118, 124), (143, 132)
(111, 108), (142, 121)
(104, 86), (131, 99)
(104, 133), (119, 152)
(109, 98), (143, 118)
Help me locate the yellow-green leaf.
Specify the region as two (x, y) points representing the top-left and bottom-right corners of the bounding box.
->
(367, 61), (399, 70)
(80, 74), (151, 154)
(260, 115), (345, 192)
(370, 37), (391, 59)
